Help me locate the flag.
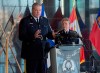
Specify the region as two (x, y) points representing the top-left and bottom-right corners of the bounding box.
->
(10, 14), (14, 25)
(24, 5), (31, 17)
(80, 46), (85, 64)
(76, 9), (86, 32)
(50, 6), (63, 32)
(17, 12), (23, 23)
(41, 3), (47, 17)
(69, 7), (81, 37)
(89, 9), (100, 56)
(12, 12), (22, 49)
(76, 7), (92, 60)
(0, 6), (16, 39)
(13, 5), (31, 45)
(5, 14), (14, 32)
(69, 7), (82, 45)
(69, 7), (85, 64)
(12, 11), (23, 62)
(12, 11), (23, 50)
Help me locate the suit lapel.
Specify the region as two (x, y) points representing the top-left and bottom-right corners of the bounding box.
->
(29, 15), (37, 25)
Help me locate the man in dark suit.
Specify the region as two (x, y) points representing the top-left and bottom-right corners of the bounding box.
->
(55, 18), (80, 45)
(19, 3), (55, 73)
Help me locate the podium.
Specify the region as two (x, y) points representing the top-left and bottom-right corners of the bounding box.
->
(50, 44), (82, 73)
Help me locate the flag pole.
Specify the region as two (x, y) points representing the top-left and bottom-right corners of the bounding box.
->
(5, 33), (9, 73)
(27, 0), (28, 6)
(73, 0), (76, 8)
(18, 0), (21, 13)
(58, 0), (61, 7)
(75, 0), (77, 8)
(24, 60), (26, 73)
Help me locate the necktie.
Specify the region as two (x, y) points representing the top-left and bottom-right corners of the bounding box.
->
(37, 18), (39, 23)
(37, 18), (40, 29)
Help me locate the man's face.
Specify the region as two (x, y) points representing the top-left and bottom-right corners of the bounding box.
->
(32, 5), (42, 18)
(62, 20), (70, 31)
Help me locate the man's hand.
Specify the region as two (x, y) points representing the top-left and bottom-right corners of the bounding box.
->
(34, 30), (42, 39)
(52, 31), (58, 38)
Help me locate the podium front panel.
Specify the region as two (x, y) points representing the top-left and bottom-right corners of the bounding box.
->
(50, 45), (81, 73)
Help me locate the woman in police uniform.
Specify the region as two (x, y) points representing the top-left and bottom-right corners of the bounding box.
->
(55, 18), (79, 45)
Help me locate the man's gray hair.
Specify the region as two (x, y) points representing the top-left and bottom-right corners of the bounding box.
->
(32, 3), (42, 9)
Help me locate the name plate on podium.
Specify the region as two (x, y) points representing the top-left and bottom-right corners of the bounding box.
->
(50, 44), (82, 73)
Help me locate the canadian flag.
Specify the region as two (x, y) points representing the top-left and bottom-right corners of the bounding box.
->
(69, 7), (85, 64)
(69, 7), (82, 38)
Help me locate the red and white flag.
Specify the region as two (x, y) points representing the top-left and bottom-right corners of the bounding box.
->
(69, 6), (85, 64)
(69, 7), (82, 43)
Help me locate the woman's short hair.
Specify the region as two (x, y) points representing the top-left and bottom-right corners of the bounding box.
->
(61, 18), (70, 25)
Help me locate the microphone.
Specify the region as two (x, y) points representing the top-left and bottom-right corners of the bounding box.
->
(75, 33), (84, 41)
(37, 18), (43, 40)
(70, 31), (85, 42)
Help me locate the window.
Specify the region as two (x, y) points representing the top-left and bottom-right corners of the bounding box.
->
(89, 0), (99, 9)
